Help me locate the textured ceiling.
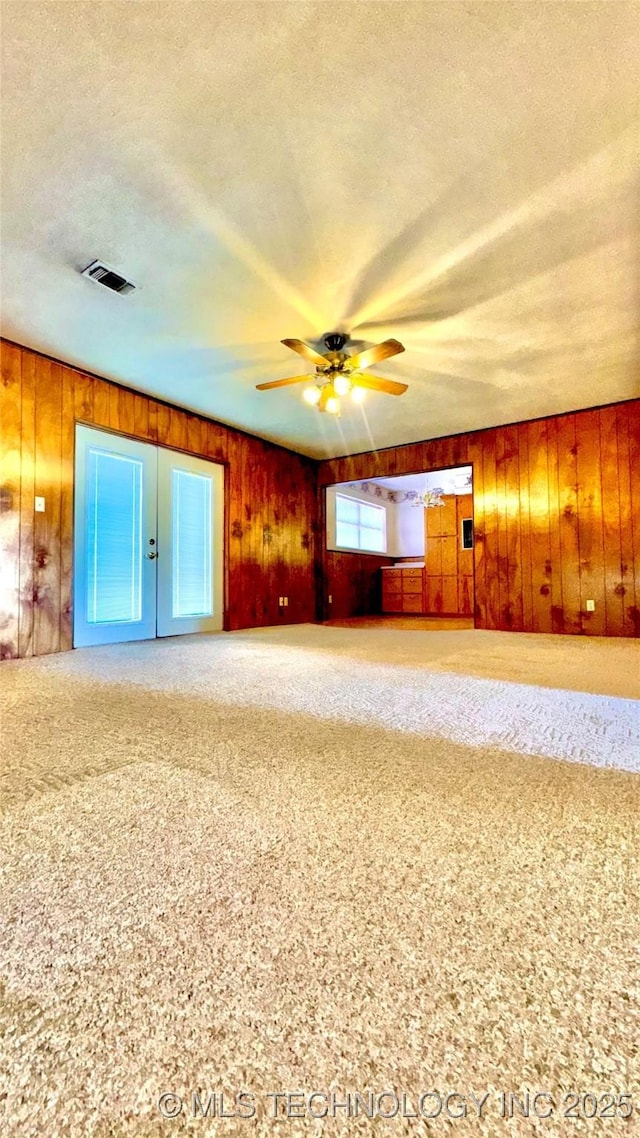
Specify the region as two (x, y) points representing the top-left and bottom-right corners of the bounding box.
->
(1, 2), (638, 459)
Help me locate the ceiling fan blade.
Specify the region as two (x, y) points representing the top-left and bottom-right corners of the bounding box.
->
(281, 338), (329, 368)
(346, 338), (405, 370)
(351, 373), (408, 396)
(255, 375), (311, 390)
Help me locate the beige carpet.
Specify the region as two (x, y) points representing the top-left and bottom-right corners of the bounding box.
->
(1, 626), (639, 1137)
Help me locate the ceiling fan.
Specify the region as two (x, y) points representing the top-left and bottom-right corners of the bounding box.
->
(256, 333), (407, 414)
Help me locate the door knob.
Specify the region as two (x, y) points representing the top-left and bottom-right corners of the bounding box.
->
(146, 551), (158, 560)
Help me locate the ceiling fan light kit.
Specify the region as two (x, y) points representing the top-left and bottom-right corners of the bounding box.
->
(333, 373), (351, 396)
(256, 333), (408, 415)
(302, 386), (322, 406)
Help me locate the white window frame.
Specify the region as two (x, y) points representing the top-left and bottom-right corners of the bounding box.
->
(334, 493), (387, 554)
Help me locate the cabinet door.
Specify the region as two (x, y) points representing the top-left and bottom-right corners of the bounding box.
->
(425, 536), (442, 576)
(439, 497), (458, 536)
(458, 576), (473, 615)
(424, 576), (443, 612)
(382, 573), (403, 612)
(441, 534), (458, 577)
(383, 591), (403, 613)
(426, 506), (443, 539)
(441, 576), (458, 613)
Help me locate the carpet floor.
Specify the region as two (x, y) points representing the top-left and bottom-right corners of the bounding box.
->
(1, 625), (639, 1137)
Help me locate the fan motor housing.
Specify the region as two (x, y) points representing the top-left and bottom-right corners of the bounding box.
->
(324, 333), (348, 353)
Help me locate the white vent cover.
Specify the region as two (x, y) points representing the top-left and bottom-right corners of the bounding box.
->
(81, 260), (136, 294)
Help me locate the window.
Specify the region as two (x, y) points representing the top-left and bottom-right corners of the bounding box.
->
(86, 448), (143, 624)
(171, 469), (213, 618)
(335, 494), (386, 553)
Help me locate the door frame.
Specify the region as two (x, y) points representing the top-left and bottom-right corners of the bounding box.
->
(320, 463), (476, 625)
(72, 420), (230, 639)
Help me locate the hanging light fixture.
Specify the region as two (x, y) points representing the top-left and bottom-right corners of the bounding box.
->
(410, 488), (446, 508)
(301, 374), (368, 415)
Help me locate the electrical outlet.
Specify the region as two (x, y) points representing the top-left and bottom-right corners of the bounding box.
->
(585, 599), (595, 612)
(283, 597), (288, 607)
(35, 496), (45, 513)
(278, 597), (283, 607)
(328, 595), (332, 604)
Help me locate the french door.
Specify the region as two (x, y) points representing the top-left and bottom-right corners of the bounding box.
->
(73, 425), (223, 647)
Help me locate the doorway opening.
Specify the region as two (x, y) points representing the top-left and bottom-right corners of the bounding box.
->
(324, 465), (474, 628)
(73, 425), (224, 648)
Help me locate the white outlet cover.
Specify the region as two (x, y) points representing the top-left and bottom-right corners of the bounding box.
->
(35, 496), (45, 512)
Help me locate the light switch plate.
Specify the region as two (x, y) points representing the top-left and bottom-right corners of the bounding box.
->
(585, 599), (595, 612)
(35, 496), (45, 513)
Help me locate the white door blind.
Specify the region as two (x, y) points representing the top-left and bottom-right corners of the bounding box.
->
(171, 469), (213, 618)
(86, 449), (143, 624)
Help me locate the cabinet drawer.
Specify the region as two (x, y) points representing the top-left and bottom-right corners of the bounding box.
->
(383, 569), (402, 582)
(382, 579), (402, 594)
(402, 595), (424, 613)
(401, 570), (423, 583)
(402, 579), (423, 595)
(383, 578), (402, 592)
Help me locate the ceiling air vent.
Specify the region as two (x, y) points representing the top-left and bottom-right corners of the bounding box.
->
(81, 260), (136, 294)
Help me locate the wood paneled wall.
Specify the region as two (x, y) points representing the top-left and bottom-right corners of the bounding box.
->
(323, 551), (393, 621)
(0, 340), (317, 659)
(2, 338), (638, 656)
(318, 402), (640, 637)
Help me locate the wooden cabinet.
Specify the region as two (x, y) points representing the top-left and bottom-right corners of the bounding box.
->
(424, 574), (458, 614)
(381, 569), (403, 612)
(381, 493), (475, 617)
(428, 495), (458, 538)
(382, 567), (425, 613)
(424, 494), (474, 615)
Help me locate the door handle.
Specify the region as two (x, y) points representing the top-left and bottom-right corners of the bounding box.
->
(146, 552), (158, 560)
